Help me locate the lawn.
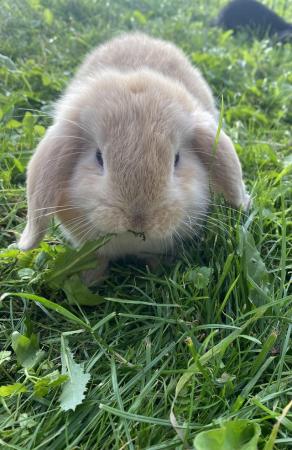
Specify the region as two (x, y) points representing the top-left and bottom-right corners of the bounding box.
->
(0, 0), (291, 449)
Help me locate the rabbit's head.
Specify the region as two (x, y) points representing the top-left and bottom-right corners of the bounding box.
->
(19, 69), (249, 253)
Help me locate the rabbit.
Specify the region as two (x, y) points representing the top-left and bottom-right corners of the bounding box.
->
(18, 32), (250, 280)
(214, 0), (292, 42)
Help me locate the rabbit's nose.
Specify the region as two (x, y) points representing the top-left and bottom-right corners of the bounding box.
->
(130, 212), (145, 232)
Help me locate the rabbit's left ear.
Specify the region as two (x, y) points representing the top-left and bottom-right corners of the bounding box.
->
(18, 124), (73, 250)
(191, 111), (250, 209)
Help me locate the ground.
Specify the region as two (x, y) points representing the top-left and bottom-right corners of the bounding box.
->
(0, 1), (291, 449)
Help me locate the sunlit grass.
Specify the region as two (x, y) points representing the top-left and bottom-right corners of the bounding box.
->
(0, 1), (291, 449)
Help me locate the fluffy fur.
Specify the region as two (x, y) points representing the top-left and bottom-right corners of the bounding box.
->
(19, 33), (250, 272)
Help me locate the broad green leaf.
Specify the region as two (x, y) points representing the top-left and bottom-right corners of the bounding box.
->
(22, 111), (35, 131)
(187, 266), (212, 289)
(46, 236), (112, 285)
(0, 351), (11, 366)
(0, 249), (20, 259)
(59, 338), (91, 411)
(226, 106), (268, 125)
(28, 0), (40, 10)
(18, 413), (37, 429)
(0, 383), (27, 397)
(11, 331), (44, 369)
(43, 8), (54, 26)
(33, 124), (46, 136)
(239, 228), (268, 286)
(193, 420), (261, 450)
(6, 119), (22, 129)
(34, 371), (68, 398)
(133, 10), (147, 25)
(17, 268), (35, 280)
(63, 275), (104, 306)
(41, 73), (51, 86)
(239, 227), (269, 305)
(218, 30), (233, 45)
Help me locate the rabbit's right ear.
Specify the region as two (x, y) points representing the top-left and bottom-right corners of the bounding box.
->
(18, 126), (68, 250)
(191, 110), (250, 209)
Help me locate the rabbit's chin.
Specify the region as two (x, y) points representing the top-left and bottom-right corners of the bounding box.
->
(100, 232), (175, 259)
(62, 228), (175, 259)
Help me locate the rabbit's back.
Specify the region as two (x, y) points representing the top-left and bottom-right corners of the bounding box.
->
(74, 33), (216, 115)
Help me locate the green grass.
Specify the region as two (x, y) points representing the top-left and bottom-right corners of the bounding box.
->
(0, 0), (291, 449)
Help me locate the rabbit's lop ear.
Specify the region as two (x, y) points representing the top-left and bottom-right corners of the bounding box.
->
(18, 125), (69, 250)
(192, 111), (250, 209)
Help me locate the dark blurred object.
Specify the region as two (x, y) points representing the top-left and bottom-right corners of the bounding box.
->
(214, 0), (292, 42)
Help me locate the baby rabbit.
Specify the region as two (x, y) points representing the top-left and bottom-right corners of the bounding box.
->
(19, 33), (250, 277)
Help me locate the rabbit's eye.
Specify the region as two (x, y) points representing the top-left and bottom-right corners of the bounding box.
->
(174, 153), (180, 167)
(96, 149), (103, 168)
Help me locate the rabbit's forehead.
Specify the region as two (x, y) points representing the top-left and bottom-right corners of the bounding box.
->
(79, 91), (191, 149)
(109, 130), (173, 164)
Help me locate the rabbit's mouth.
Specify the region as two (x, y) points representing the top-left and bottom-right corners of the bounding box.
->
(97, 230), (174, 259)
(128, 230), (146, 241)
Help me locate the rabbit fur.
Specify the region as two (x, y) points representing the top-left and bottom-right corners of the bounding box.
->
(19, 32), (250, 272)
